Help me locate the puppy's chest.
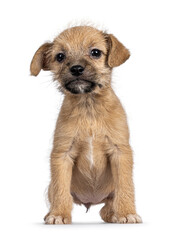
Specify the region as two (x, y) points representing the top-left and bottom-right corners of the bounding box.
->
(75, 133), (107, 171)
(72, 106), (110, 170)
(85, 136), (94, 167)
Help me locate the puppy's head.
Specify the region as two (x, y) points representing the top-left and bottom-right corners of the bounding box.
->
(30, 26), (130, 95)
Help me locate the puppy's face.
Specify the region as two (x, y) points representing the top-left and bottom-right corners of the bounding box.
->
(30, 26), (130, 95)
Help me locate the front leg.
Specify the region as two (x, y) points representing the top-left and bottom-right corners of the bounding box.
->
(45, 151), (74, 224)
(110, 144), (142, 223)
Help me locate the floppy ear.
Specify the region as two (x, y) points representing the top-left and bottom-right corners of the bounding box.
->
(106, 34), (130, 67)
(30, 42), (53, 76)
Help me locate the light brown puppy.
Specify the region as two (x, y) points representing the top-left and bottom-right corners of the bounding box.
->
(30, 26), (142, 224)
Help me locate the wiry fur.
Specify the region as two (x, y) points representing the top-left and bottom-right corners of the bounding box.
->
(30, 26), (142, 224)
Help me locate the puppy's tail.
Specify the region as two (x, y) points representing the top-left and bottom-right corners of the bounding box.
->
(84, 203), (92, 213)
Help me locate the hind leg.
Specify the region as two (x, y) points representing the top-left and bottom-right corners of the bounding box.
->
(100, 199), (114, 223)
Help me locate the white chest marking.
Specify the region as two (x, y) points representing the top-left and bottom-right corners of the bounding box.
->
(87, 137), (94, 167)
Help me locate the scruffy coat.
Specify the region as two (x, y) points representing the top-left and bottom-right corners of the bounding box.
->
(30, 26), (142, 224)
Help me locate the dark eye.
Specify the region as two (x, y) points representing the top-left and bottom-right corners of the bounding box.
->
(90, 49), (102, 58)
(56, 53), (65, 62)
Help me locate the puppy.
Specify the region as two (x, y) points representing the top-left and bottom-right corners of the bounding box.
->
(30, 26), (142, 224)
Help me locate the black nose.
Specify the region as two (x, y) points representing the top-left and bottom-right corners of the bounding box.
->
(70, 65), (84, 76)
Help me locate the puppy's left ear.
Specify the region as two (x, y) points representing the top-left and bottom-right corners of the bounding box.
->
(105, 34), (130, 68)
(30, 42), (53, 76)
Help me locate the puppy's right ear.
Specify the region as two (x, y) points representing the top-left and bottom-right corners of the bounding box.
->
(30, 42), (53, 76)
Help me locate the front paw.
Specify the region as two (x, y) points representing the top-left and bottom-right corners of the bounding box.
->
(112, 214), (142, 224)
(44, 212), (72, 224)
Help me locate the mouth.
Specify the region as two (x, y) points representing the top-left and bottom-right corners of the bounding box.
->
(64, 78), (96, 94)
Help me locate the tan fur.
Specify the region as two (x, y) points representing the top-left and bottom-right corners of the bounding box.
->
(30, 26), (142, 224)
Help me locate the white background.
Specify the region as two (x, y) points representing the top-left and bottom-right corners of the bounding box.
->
(0, 0), (180, 239)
